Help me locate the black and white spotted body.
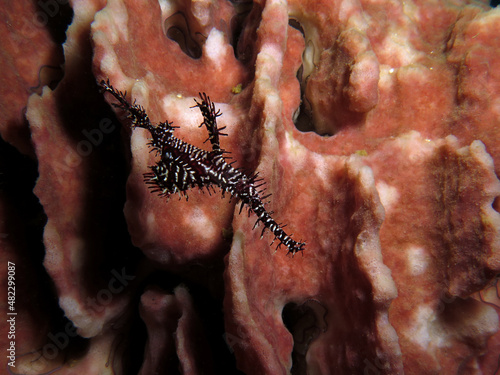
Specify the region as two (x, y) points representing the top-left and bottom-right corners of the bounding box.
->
(100, 80), (305, 256)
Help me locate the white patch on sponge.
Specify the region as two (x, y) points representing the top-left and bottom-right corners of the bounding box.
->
(203, 29), (229, 70)
(376, 181), (399, 212)
(406, 245), (429, 276)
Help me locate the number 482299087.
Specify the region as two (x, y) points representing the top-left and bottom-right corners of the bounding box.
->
(7, 262), (15, 312)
